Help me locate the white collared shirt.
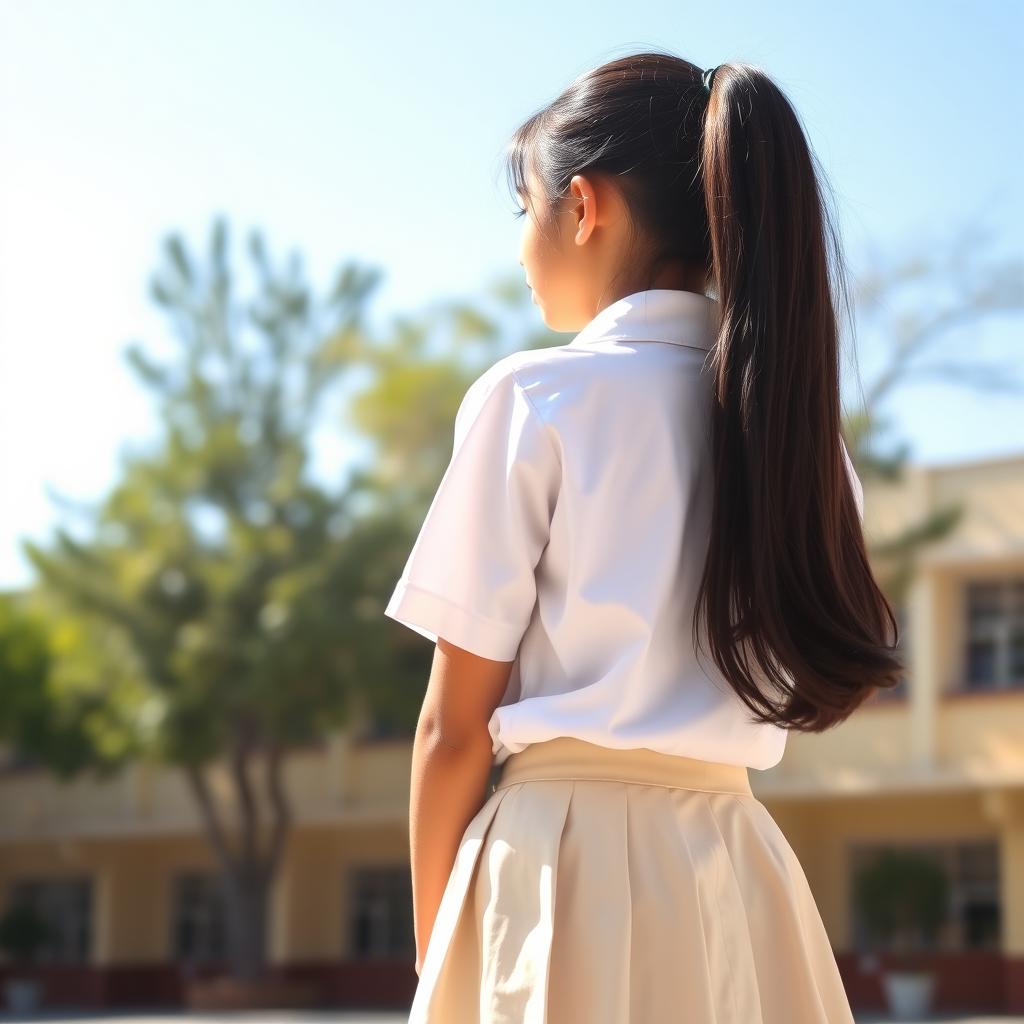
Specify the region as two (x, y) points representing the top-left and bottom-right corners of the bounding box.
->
(385, 289), (864, 770)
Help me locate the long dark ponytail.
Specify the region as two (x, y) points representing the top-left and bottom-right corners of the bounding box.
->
(504, 51), (904, 731)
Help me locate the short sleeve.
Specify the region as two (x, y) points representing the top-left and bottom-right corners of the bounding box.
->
(841, 435), (864, 522)
(384, 366), (561, 661)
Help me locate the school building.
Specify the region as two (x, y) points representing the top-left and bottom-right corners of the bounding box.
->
(1, 450), (1023, 1015)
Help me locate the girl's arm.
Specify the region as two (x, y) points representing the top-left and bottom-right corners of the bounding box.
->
(409, 637), (514, 975)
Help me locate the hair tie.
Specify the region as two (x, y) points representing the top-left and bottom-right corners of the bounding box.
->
(701, 66), (719, 95)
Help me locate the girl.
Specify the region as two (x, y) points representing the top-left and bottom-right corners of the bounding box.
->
(385, 50), (903, 1023)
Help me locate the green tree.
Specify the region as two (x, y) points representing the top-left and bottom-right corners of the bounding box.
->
(15, 217), (409, 982)
(0, 591), (145, 778)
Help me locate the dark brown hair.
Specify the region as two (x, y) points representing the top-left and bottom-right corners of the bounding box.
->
(503, 51), (903, 731)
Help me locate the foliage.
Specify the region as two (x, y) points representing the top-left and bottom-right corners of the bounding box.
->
(15, 218), (403, 980)
(6, 216), (546, 981)
(853, 848), (950, 954)
(844, 224), (1024, 601)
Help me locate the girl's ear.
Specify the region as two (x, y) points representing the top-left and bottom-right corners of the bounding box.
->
(568, 173), (599, 245)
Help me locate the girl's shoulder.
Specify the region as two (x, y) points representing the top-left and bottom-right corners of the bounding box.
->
(463, 341), (582, 421)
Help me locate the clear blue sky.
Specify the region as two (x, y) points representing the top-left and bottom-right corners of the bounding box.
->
(1, 0), (1021, 589)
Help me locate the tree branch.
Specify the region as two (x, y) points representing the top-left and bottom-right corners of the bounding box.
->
(184, 762), (236, 874)
(263, 740), (292, 876)
(229, 716), (260, 865)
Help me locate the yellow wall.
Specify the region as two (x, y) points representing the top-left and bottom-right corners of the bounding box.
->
(2, 451), (1023, 969)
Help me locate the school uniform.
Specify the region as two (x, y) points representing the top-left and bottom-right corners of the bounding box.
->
(385, 288), (861, 1023)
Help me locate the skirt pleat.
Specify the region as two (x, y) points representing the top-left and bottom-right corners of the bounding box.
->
(408, 737), (856, 1024)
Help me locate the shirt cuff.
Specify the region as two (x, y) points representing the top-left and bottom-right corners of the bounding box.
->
(384, 578), (523, 662)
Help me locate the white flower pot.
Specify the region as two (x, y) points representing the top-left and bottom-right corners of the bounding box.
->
(881, 969), (936, 1019)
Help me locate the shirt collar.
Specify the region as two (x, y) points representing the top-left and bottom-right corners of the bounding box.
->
(568, 288), (719, 351)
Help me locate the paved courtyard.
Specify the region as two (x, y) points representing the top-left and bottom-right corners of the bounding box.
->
(0, 1011), (1021, 1023)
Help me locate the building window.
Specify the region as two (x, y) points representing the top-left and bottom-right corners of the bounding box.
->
(171, 872), (227, 964)
(6, 877), (92, 963)
(964, 578), (1024, 691)
(849, 839), (1000, 952)
(348, 865), (415, 959)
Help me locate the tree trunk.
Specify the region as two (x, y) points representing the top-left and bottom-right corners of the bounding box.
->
(184, 737), (292, 985)
(221, 861), (271, 982)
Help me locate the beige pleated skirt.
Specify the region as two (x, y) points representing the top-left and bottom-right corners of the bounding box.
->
(409, 735), (856, 1023)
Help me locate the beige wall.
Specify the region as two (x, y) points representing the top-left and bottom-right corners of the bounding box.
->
(1, 451), (1023, 966)
(0, 736), (412, 843)
(0, 826), (411, 964)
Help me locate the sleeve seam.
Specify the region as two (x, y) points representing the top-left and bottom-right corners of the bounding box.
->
(391, 577), (523, 639)
(510, 368), (562, 473)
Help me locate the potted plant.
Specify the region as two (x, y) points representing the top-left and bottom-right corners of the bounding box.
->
(853, 848), (949, 1019)
(0, 901), (52, 1014)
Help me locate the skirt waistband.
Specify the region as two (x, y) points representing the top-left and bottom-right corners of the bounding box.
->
(494, 736), (753, 797)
